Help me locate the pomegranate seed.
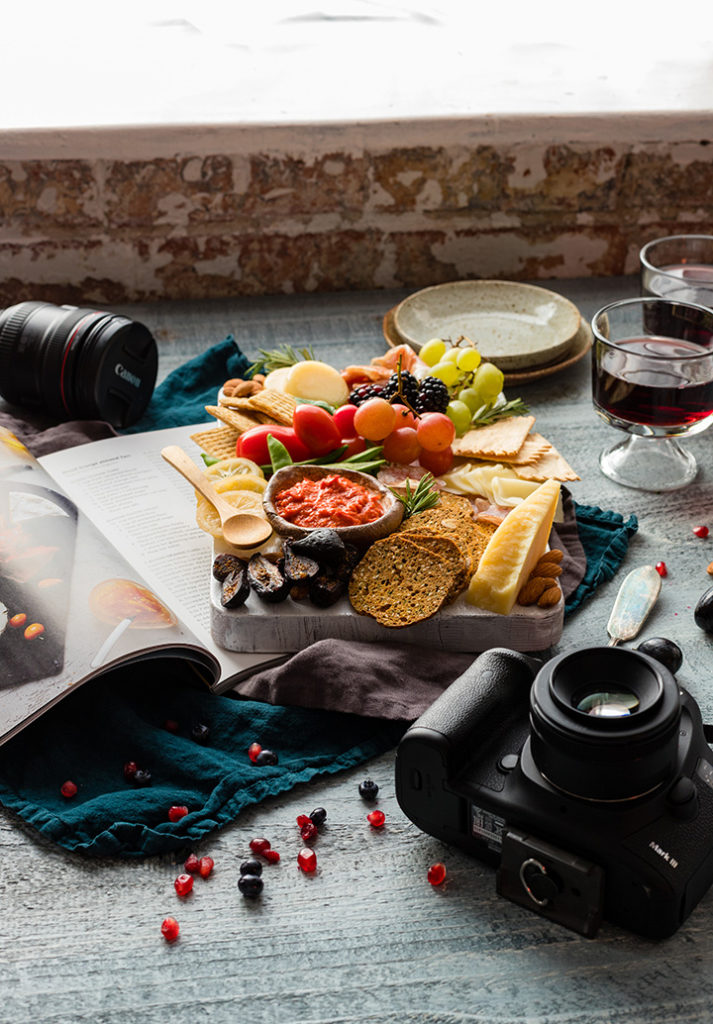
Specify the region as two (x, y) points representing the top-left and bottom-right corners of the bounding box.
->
(168, 805), (188, 823)
(297, 848), (317, 874)
(264, 849), (281, 864)
(161, 917), (180, 942)
(123, 761), (138, 781)
(296, 814), (311, 828)
(300, 821), (319, 843)
(694, 525), (709, 538)
(367, 810), (385, 828)
(60, 780), (78, 799)
(655, 561), (667, 577)
(164, 719), (179, 733)
(198, 856), (214, 879)
(427, 862), (447, 886)
(248, 742), (262, 763)
(249, 837), (271, 855)
(184, 853), (201, 874)
(174, 873), (194, 897)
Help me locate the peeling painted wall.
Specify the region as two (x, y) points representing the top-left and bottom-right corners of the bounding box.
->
(1, 118), (712, 305)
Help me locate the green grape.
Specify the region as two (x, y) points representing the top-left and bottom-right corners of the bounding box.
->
(458, 387), (481, 413)
(442, 347), (460, 364)
(472, 362), (505, 404)
(430, 361), (460, 386)
(419, 338), (447, 366)
(456, 347), (482, 372)
(446, 400), (472, 437)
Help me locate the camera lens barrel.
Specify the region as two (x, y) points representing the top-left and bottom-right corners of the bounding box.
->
(529, 647), (681, 801)
(0, 301), (158, 428)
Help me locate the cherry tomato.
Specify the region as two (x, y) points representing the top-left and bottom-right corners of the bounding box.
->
(339, 436), (367, 459)
(390, 404), (418, 430)
(418, 446), (454, 476)
(382, 428), (421, 464)
(236, 426), (311, 465)
(332, 404), (358, 439)
(293, 404), (342, 456)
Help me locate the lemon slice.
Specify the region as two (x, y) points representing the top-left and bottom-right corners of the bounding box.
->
(204, 456), (263, 481)
(214, 474), (267, 495)
(195, 490), (266, 539)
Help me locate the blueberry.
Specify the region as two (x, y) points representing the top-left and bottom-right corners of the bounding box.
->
(358, 779), (379, 801)
(238, 874), (264, 898)
(133, 769), (152, 787)
(255, 749), (278, 766)
(191, 722), (211, 744)
(309, 807), (327, 827)
(239, 858), (263, 877)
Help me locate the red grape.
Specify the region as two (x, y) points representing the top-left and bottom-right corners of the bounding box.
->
(390, 404), (418, 430)
(382, 427), (421, 464)
(353, 398), (397, 441)
(416, 413), (455, 452)
(418, 446), (454, 476)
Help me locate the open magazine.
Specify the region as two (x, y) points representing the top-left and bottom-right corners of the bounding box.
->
(0, 424), (286, 745)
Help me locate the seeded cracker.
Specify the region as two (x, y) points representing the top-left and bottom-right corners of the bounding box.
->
(451, 415), (535, 460)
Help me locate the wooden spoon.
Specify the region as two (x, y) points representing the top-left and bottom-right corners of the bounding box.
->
(161, 445), (272, 547)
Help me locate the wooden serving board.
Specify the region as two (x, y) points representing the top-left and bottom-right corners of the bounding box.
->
(210, 580), (564, 655)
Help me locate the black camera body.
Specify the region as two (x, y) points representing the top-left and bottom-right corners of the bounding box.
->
(395, 647), (713, 939)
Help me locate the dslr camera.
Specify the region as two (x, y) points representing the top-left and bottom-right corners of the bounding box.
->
(395, 646), (713, 938)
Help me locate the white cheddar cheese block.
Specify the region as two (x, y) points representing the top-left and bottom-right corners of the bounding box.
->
(466, 478), (561, 615)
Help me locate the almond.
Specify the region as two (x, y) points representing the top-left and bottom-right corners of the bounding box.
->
(536, 561), (562, 579)
(707, 560), (713, 576)
(538, 548), (563, 565)
(538, 584), (562, 608)
(517, 577), (551, 605)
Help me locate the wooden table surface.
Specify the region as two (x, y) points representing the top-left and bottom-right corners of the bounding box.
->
(5, 277), (713, 1024)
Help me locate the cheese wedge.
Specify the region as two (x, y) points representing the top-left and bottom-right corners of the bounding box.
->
(466, 478), (561, 615)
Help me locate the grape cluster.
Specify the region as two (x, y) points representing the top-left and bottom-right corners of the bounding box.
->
(418, 337), (505, 437)
(351, 373), (448, 414)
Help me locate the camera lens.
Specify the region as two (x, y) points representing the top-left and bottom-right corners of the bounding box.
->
(529, 647), (681, 801)
(0, 301), (158, 428)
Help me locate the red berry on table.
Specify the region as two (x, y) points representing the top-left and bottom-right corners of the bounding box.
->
(163, 719), (179, 733)
(123, 761), (138, 781)
(296, 814), (311, 828)
(174, 873), (194, 897)
(367, 810), (386, 828)
(263, 849), (281, 864)
(427, 862), (447, 886)
(60, 780), (78, 799)
(655, 561), (667, 577)
(161, 917), (180, 943)
(248, 742), (262, 763)
(300, 821), (319, 843)
(184, 853), (201, 874)
(249, 837), (271, 855)
(198, 856), (214, 879)
(694, 525), (709, 538)
(168, 805), (188, 823)
(297, 848), (317, 874)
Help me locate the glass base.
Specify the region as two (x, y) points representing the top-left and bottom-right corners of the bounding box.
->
(599, 434), (698, 491)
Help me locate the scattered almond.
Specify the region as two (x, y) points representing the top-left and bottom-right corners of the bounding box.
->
(707, 561), (713, 576)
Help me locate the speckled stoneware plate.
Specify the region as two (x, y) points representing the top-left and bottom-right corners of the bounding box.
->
(393, 281), (582, 371)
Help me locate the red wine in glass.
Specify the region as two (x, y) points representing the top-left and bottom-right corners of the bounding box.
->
(644, 263), (713, 307)
(593, 335), (713, 430)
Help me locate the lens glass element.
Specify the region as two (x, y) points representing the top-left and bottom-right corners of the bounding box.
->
(575, 688), (641, 718)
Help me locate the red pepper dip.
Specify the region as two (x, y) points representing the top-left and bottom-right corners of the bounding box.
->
(274, 473), (384, 528)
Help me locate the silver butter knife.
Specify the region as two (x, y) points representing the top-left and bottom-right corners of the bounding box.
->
(607, 565), (662, 646)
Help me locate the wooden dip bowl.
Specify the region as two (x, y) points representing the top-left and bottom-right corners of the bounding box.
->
(263, 465), (404, 545)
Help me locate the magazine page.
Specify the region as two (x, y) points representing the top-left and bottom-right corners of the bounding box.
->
(38, 424), (284, 689)
(0, 427), (219, 744)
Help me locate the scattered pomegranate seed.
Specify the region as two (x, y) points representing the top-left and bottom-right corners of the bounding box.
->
(694, 525), (709, 538)
(249, 837), (271, 855)
(297, 848), (317, 874)
(296, 814), (311, 828)
(168, 805), (189, 823)
(60, 780), (78, 799)
(184, 853), (201, 874)
(248, 742), (262, 763)
(655, 561), (667, 577)
(427, 862), (447, 886)
(164, 719), (180, 733)
(161, 917), (180, 943)
(123, 761), (138, 781)
(174, 873), (194, 897)
(198, 856), (214, 879)
(367, 810), (386, 828)
(300, 821), (319, 843)
(264, 849), (281, 864)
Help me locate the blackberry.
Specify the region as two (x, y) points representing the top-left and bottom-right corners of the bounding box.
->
(416, 376), (450, 414)
(350, 383), (385, 406)
(382, 370), (420, 407)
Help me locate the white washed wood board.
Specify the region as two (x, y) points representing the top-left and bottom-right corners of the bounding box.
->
(210, 578), (564, 653)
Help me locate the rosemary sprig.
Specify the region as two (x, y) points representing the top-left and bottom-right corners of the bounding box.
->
(390, 473), (441, 520)
(247, 344), (315, 377)
(470, 397), (530, 427)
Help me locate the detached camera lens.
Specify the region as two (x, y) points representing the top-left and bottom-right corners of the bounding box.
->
(0, 301), (158, 428)
(530, 647), (681, 801)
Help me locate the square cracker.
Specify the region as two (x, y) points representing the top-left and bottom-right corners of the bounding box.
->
(249, 389), (297, 426)
(190, 425), (239, 460)
(205, 404), (262, 434)
(451, 415), (536, 459)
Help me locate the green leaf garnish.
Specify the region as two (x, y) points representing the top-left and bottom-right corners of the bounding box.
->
(470, 397), (529, 427)
(390, 473), (441, 520)
(247, 344), (315, 377)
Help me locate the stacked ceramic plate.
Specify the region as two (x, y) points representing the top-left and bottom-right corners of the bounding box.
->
(383, 281), (592, 384)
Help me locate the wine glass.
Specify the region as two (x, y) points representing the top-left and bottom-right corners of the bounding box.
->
(591, 297), (713, 491)
(640, 235), (713, 310)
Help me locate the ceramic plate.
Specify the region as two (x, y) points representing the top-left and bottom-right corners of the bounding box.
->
(393, 280), (582, 371)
